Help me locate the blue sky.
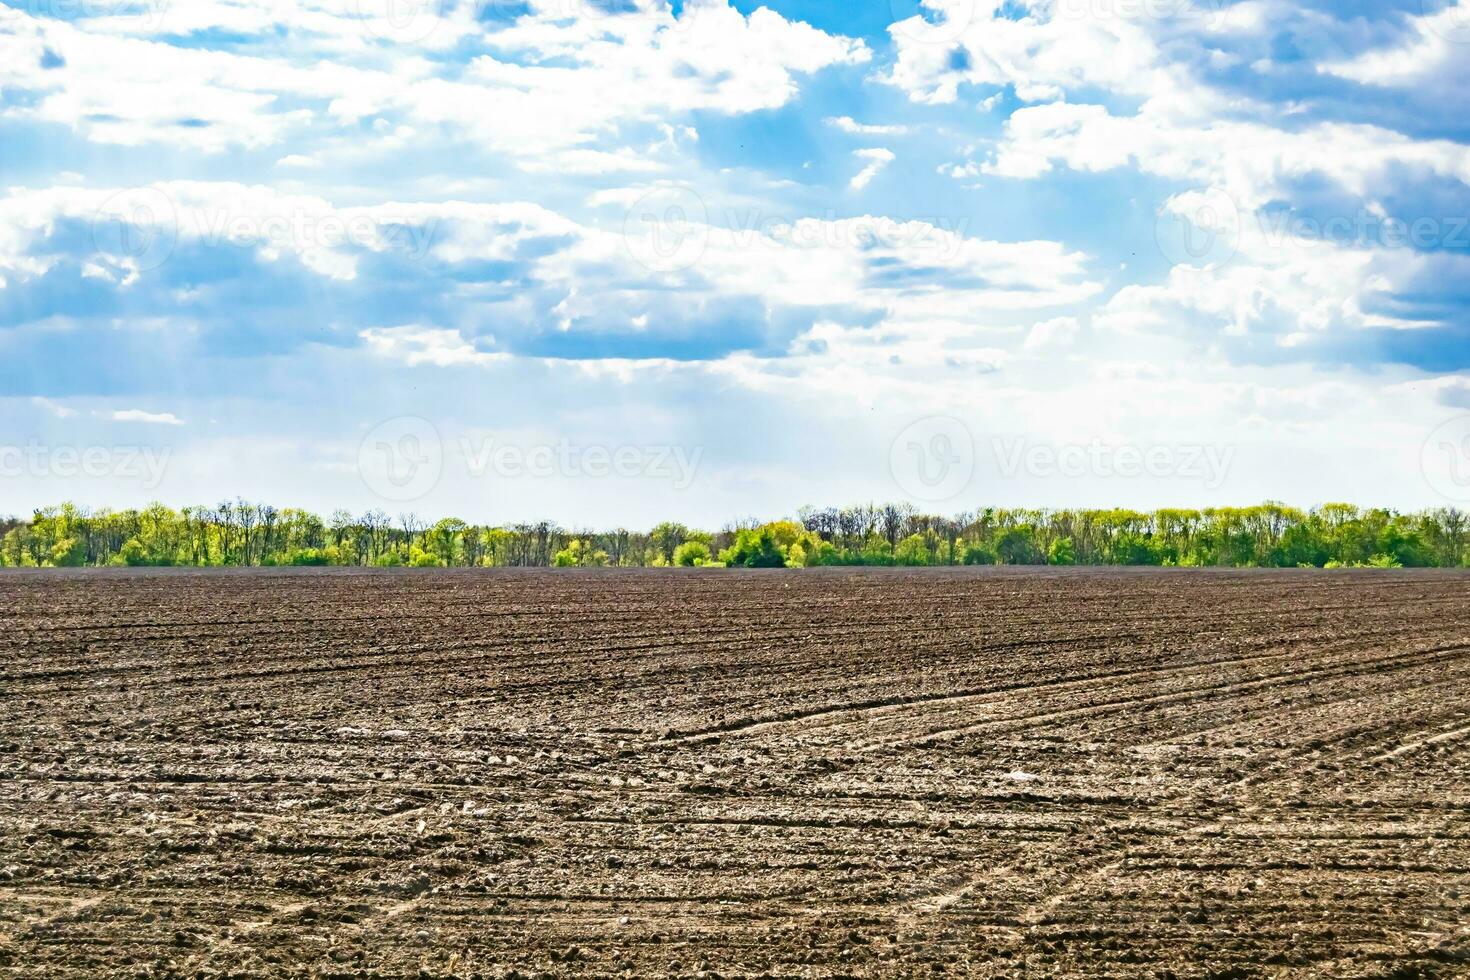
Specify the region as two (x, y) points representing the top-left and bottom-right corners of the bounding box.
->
(2, 0), (1469, 524)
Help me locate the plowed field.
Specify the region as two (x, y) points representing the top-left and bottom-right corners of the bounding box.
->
(1, 568), (1467, 977)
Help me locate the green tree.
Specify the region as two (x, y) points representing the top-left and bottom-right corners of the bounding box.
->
(115, 538), (148, 567)
(895, 534), (932, 566)
(649, 522), (691, 565)
(721, 529), (787, 568)
(1114, 532), (1166, 566)
(962, 543), (997, 566)
(554, 539), (610, 568)
(5, 499), (1469, 572)
(673, 541), (711, 566)
(996, 529), (1043, 565)
(50, 537), (87, 567)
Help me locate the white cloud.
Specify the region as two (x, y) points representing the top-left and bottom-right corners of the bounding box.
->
(826, 116), (908, 136)
(663, 214), (1101, 315)
(1024, 316), (1081, 351)
(31, 396), (76, 418)
(1093, 211), (1470, 349)
(885, 0), (1178, 106)
(2, 0), (1466, 520)
(849, 148), (895, 190)
(110, 409), (185, 425)
(0, 2), (867, 158)
(881, 0), (1470, 368)
(517, 148), (666, 176)
(898, 2), (1470, 226)
(0, 184), (580, 285)
(1321, 1), (1470, 96)
(1, 181), (1102, 384)
(975, 103), (1470, 209)
(359, 327), (509, 368)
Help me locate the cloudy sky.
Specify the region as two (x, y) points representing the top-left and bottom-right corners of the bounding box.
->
(2, 0), (1469, 525)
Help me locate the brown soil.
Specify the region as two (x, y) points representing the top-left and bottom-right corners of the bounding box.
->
(1, 567), (1467, 977)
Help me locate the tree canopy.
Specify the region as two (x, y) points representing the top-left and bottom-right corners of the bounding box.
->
(2, 501), (1466, 570)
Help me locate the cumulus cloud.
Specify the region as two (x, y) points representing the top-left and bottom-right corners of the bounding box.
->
(1321, 1), (1470, 97)
(2, 0), (1468, 516)
(882, 0), (1470, 373)
(0, 1), (867, 158)
(0, 180), (1101, 381)
(359, 326), (509, 368)
(1025, 316), (1082, 352)
(976, 104), (1470, 209)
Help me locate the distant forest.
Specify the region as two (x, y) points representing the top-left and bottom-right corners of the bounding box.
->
(2, 501), (1467, 570)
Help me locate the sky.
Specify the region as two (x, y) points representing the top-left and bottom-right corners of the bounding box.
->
(2, 0), (1470, 526)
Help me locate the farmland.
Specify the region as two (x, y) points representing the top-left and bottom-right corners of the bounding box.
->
(1, 567), (1468, 976)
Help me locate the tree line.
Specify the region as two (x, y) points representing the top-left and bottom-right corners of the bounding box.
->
(2, 501), (1467, 570)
